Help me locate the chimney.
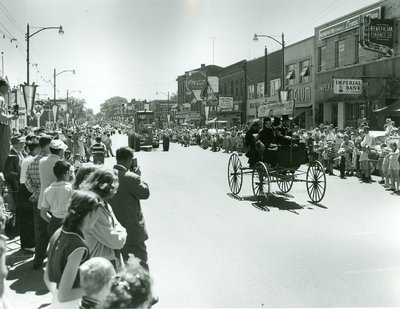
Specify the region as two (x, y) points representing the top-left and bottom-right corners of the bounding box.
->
(201, 64), (205, 68)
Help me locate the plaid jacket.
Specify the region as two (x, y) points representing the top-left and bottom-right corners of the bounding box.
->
(25, 152), (47, 202)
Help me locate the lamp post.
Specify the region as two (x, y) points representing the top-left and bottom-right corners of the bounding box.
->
(253, 33), (286, 97)
(53, 69), (75, 124)
(26, 23), (64, 85)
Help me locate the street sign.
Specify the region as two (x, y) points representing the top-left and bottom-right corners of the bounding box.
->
(33, 104), (44, 117)
(333, 79), (362, 95)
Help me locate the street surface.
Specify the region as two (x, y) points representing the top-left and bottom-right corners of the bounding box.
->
(4, 133), (400, 308)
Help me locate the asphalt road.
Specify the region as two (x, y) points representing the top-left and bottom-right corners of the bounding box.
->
(5, 133), (400, 308)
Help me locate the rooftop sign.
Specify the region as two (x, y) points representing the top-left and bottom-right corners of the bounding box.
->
(319, 6), (381, 40)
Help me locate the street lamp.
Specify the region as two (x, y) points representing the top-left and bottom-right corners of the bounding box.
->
(253, 33), (286, 99)
(53, 69), (75, 124)
(26, 23), (64, 85)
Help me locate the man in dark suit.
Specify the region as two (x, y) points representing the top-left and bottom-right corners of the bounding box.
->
(3, 136), (26, 227)
(108, 146), (150, 270)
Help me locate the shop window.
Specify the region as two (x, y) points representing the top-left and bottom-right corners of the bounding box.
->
(318, 46), (326, 72)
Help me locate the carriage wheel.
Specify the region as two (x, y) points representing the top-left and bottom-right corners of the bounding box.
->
(227, 153), (243, 195)
(276, 171), (294, 193)
(252, 162), (270, 203)
(306, 161), (326, 203)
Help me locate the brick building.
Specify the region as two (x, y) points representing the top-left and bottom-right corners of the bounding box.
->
(314, 0), (400, 129)
(285, 37), (314, 129)
(217, 60), (246, 126)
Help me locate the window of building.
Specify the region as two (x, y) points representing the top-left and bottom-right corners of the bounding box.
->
(256, 82), (264, 98)
(335, 40), (345, 68)
(240, 78), (244, 96)
(355, 35), (360, 64)
(224, 82), (227, 95)
(270, 79), (281, 96)
(230, 81), (234, 95)
(248, 85), (255, 99)
(300, 59), (311, 83)
(318, 46), (326, 72)
(286, 63), (296, 85)
(235, 80), (239, 97)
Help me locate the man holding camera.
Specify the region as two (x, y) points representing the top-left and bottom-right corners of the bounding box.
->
(108, 146), (151, 270)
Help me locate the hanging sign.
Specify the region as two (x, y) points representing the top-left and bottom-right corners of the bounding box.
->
(33, 104), (44, 117)
(361, 17), (394, 56)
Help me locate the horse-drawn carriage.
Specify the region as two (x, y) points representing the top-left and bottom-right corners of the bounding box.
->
(227, 143), (327, 203)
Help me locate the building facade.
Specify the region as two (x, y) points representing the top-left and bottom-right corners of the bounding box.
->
(246, 55), (265, 121)
(285, 37), (314, 129)
(217, 60), (246, 126)
(314, 0), (400, 129)
(176, 64), (222, 125)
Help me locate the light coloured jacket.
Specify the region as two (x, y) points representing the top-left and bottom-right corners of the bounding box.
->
(83, 201), (127, 262)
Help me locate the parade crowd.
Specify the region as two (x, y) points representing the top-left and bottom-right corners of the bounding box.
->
(0, 115), (156, 308)
(172, 116), (400, 192)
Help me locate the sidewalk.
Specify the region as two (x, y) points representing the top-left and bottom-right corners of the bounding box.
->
(5, 232), (52, 308)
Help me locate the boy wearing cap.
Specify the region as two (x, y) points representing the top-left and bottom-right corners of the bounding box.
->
(34, 139), (68, 269)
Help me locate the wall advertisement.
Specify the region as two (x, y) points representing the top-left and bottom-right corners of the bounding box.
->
(218, 97), (233, 110)
(258, 101), (294, 118)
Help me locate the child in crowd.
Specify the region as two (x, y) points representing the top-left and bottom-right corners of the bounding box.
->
(78, 257), (116, 309)
(41, 160), (74, 238)
(325, 141), (336, 175)
(381, 145), (391, 188)
(236, 131), (244, 155)
(90, 137), (106, 165)
(102, 255), (155, 309)
(44, 190), (101, 308)
(385, 142), (400, 191)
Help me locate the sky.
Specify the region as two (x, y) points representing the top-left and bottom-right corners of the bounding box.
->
(0, 0), (381, 113)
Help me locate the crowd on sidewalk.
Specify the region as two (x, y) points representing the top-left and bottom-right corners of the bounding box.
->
(170, 117), (400, 193)
(0, 103), (157, 308)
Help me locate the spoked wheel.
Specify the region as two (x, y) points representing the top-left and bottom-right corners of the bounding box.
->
(227, 153), (243, 195)
(306, 161), (326, 203)
(252, 162), (270, 203)
(276, 171), (294, 193)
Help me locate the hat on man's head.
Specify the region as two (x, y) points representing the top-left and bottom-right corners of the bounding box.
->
(263, 117), (271, 123)
(282, 114), (289, 121)
(273, 117), (281, 125)
(249, 119), (260, 128)
(49, 139), (68, 151)
(10, 135), (25, 145)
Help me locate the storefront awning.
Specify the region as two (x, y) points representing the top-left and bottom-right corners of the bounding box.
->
(374, 101), (400, 114)
(293, 107), (309, 118)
